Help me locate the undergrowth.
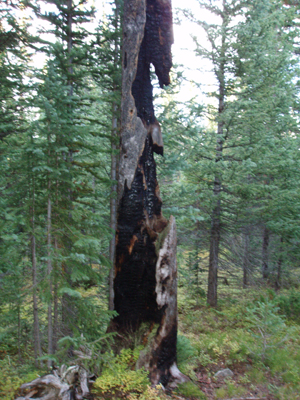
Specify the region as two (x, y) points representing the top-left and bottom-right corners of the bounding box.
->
(92, 348), (167, 400)
(177, 286), (300, 399)
(0, 357), (40, 400)
(2, 286), (300, 400)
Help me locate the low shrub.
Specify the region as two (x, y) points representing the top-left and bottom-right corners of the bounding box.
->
(93, 348), (148, 396)
(92, 348), (167, 400)
(0, 357), (39, 400)
(193, 330), (251, 365)
(246, 299), (287, 362)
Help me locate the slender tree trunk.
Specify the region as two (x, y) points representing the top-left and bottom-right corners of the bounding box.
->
(61, 0), (75, 345)
(67, 0), (73, 95)
(17, 302), (21, 361)
(46, 134), (53, 366)
(31, 197), (42, 368)
(207, 196), (221, 307)
(243, 229), (249, 288)
(53, 237), (59, 353)
(109, 107), (118, 311)
(275, 236), (283, 290)
(262, 226), (270, 279)
(47, 191), (53, 367)
(207, 7), (225, 307)
(52, 157), (60, 352)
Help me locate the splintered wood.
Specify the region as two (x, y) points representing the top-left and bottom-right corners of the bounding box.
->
(112, 0), (186, 386)
(15, 365), (90, 400)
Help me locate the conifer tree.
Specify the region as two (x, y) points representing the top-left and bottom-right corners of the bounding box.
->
(1, 0), (118, 363)
(176, 0), (299, 301)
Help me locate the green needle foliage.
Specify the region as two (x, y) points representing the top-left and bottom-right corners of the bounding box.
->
(0, 0), (120, 366)
(246, 299), (288, 362)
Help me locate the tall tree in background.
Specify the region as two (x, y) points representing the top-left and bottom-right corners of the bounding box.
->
(235, 0), (299, 283)
(0, 0), (116, 365)
(176, 0), (299, 302)
(192, 0), (246, 307)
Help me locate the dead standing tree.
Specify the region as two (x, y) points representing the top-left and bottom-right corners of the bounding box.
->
(111, 0), (186, 386)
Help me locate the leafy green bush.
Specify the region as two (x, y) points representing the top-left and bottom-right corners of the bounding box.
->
(269, 382), (300, 400)
(247, 367), (267, 384)
(266, 344), (300, 386)
(176, 334), (198, 378)
(0, 357), (39, 400)
(93, 348), (150, 398)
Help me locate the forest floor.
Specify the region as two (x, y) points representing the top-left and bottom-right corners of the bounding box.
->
(91, 281), (300, 400)
(170, 281), (300, 400)
(2, 280), (300, 400)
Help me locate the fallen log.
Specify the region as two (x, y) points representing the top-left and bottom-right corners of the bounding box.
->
(15, 365), (90, 400)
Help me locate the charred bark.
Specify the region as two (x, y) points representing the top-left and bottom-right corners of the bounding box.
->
(111, 0), (185, 386)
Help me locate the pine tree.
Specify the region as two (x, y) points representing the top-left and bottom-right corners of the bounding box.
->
(1, 0), (118, 364)
(190, 0), (247, 306)
(175, 0), (299, 300)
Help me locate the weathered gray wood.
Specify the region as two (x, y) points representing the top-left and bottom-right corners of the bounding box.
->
(118, 0), (147, 198)
(136, 217), (188, 385)
(16, 365), (89, 400)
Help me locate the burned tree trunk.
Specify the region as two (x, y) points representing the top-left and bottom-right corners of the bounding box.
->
(111, 0), (186, 387)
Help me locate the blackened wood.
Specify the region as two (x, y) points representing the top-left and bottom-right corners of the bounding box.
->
(136, 217), (187, 386)
(111, 0), (184, 386)
(115, 0), (173, 329)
